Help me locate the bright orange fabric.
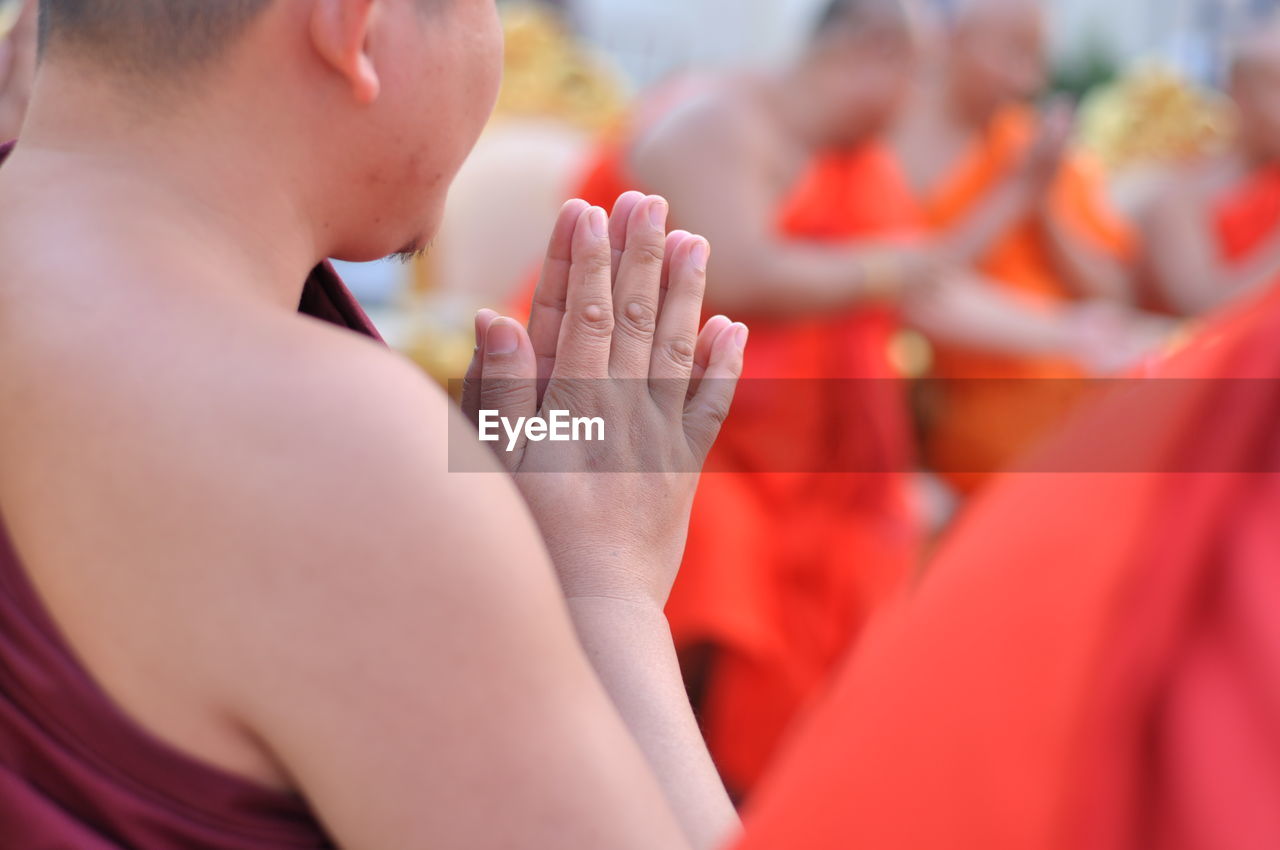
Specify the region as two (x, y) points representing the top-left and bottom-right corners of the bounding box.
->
(736, 285), (1280, 850)
(683, 147), (923, 795)
(921, 107), (1134, 493)
(1215, 163), (1280, 265)
(559, 112), (924, 794)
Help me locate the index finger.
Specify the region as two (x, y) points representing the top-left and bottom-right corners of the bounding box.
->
(552, 206), (616, 380)
(528, 199), (591, 383)
(610, 191), (646, 282)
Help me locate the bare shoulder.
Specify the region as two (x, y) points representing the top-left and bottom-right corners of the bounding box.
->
(629, 79), (768, 177)
(1, 297), (556, 784)
(54, 300), (542, 584)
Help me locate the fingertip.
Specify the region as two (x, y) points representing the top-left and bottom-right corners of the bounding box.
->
(642, 194), (669, 231)
(485, 316), (525, 357)
(689, 236), (710, 272)
(557, 200), (590, 235)
(610, 193), (645, 249)
(474, 308), (500, 346)
(710, 320), (747, 357)
(588, 206), (609, 239)
(614, 190), (646, 207)
(548, 200), (591, 255)
(701, 315), (732, 343)
(560, 198), (591, 217)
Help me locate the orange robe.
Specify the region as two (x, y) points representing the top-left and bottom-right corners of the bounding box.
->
(562, 104), (923, 795)
(734, 282), (1280, 850)
(1215, 162), (1280, 267)
(920, 107), (1134, 493)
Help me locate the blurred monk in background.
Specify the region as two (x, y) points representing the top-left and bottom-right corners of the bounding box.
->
(894, 0), (1148, 495)
(1142, 19), (1280, 318)
(559, 0), (1143, 797)
(608, 0), (929, 798)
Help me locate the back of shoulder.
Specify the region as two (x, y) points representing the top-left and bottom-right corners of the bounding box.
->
(6, 300), (515, 576)
(630, 82), (764, 172)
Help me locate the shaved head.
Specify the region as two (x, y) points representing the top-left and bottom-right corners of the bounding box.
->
(1232, 15), (1280, 76)
(1229, 15), (1280, 163)
(812, 0), (909, 41)
(37, 0), (272, 72)
(799, 0), (919, 148)
(944, 0), (1043, 27)
(942, 0), (1046, 119)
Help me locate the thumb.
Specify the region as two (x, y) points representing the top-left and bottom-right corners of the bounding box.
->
(478, 317), (539, 466)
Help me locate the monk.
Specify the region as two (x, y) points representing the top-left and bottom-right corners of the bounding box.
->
(894, 0), (1144, 493)
(1142, 19), (1280, 317)
(547, 0), (932, 799)
(735, 280), (1280, 850)
(0, 0), (34, 141)
(565, 0), (1133, 798)
(0, 1), (747, 848)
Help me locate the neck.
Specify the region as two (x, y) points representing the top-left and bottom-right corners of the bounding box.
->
(9, 60), (323, 310)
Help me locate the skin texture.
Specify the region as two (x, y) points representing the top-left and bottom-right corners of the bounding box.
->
(1141, 23), (1280, 316)
(0, 1), (743, 848)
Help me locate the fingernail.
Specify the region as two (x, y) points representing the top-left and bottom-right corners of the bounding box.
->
(733, 323), (749, 349)
(648, 197), (669, 230)
(589, 207), (608, 238)
(486, 319), (520, 355)
(690, 238), (710, 271)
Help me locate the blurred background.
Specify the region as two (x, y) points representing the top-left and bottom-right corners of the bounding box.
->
(341, 0), (1277, 380)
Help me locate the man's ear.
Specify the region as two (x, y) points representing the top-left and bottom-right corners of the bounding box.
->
(310, 0), (381, 104)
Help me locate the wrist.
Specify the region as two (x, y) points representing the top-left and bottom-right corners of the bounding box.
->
(858, 253), (905, 300)
(548, 545), (676, 610)
(564, 593), (669, 621)
(564, 595), (674, 653)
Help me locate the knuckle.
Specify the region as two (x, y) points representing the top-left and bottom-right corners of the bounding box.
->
(683, 419), (719, 458)
(575, 300), (615, 337)
(705, 400), (731, 427)
(580, 249), (613, 276)
(532, 291), (567, 313)
(626, 241), (667, 268)
(684, 268), (708, 300)
(661, 334), (698, 369)
(544, 381), (593, 414)
(480, 375), (534, 399)
(617, 300), (658, 336)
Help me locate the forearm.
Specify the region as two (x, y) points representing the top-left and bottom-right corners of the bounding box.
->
(707, 243), (901, 317)
(1040, 212), (1133, 303)
(905, 276), (1073, 356)
(566, 596), (740, 850)
(938, 177), (1036, 267)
